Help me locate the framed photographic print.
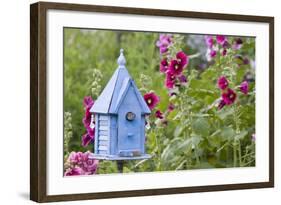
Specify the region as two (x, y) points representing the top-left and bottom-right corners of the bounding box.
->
(30, 1), (274, 202)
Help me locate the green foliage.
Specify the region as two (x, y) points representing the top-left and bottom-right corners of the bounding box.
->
(64, 29), (256, 174)
(64, 112), (73, 155)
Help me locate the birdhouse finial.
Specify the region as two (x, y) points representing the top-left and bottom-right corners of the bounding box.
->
(117, 48), (126, 67)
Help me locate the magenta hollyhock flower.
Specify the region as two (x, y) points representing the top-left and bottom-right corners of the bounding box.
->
(82, 96), (95, 147)
(156, 34), (173, 54)
(144, 92), (160, 110)
(168, 59), (184, 76)
(233, 38), (243, 50)
(240, 81), (249, 95)
(155, 110), (164, 119)
(176, 51), (189, 68)
(204, 35), (214, 48)
(178, 74), (188, 84)
(82, 132), (94, 147)
(168, 103), (175, 112)
(160, 58), (169, 73)
(222, 88), (237, 105)
(82, 108), (92, 128)
(64, 167), (84, 176)
(217, 76), (229, 90)
(210, 50), (217, 58)
(83, 96), (94, 108)
(243, 57), (250, 65)
(234, 54), (246, 66)
(165, 71), (176, 89)
(218, 99), (226, 110)
(82, 96), (94, 128)
(222, 40), (230, 48)
(221, 49), (227, 56)
(216, 35), (226, 45)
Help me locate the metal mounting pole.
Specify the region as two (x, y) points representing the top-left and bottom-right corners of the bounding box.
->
(117, 160), (124, 173)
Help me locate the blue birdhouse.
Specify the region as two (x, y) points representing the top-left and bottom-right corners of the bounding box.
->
(89, 49), (151, 161)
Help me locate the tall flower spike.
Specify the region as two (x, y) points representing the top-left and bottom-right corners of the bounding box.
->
(117, 48), (126, 67)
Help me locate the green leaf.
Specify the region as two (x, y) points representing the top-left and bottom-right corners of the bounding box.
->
(174, 125), (185, 138)
(217, 107), (234, 120)
(191, 118), (210, 136)
(221, 127), (235, 140)
(235, 130), (248, 140)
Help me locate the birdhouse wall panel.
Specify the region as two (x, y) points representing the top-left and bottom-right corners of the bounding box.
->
(98, 145), (108, 151)
(99, 126), (109, 131)
(98, 150), (107, 155)
(99, 115), (109, 121)
(98, 140), (109, 146)
(99, 120), (109, 126)
(99, 130), (108, 136)
(97, 114), (110, 154)
(110, 115), (118, 155)
(99, 135), (109, 141)
(117, 86), (143, 155)
(94, 114), (99, 155)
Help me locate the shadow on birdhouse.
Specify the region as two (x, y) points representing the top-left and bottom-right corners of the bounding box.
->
(89, 49), (151, 161)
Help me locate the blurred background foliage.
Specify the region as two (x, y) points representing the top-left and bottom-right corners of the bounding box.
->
(64, 28), (255, 174)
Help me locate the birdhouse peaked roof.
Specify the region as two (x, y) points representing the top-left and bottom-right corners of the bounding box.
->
(90, 49), (151, 114)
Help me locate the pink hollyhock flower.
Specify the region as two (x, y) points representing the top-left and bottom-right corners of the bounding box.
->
(168, 103), (175, 112)
(156, 34), (173, 54)
(218, 99), (226, 110)
(82, 152), (99, 174)
(168, 59), (184, 76)
(64, 167), (84, 176)
(160, 58), (169, 73)
(217, 76), (229, 90)
(144, 92), (160, 110)
(155, 110), (164, 119)
(222, 88), (237, 105)
(69, 151), (83, 164)
(204, 35), (214, 48)
(165, 71), (176, 89)
(216, 35), (226, 45)
(176, 51), (189, 68)
(240, 81), (249, 95)
(66, 152), (99, 175)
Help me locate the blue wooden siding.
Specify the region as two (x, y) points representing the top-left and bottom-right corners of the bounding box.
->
(110, 115), (117, 155)
(94, 114), (99, 154)
(97, 115), (110, 155)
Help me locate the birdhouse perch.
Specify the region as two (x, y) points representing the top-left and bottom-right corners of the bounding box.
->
(89, 49), (151, 161)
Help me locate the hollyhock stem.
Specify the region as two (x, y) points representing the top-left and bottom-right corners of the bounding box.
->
(188, 52), (201, 59)
(233, 142), (237, 167)
(238, 140), (242, 166)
